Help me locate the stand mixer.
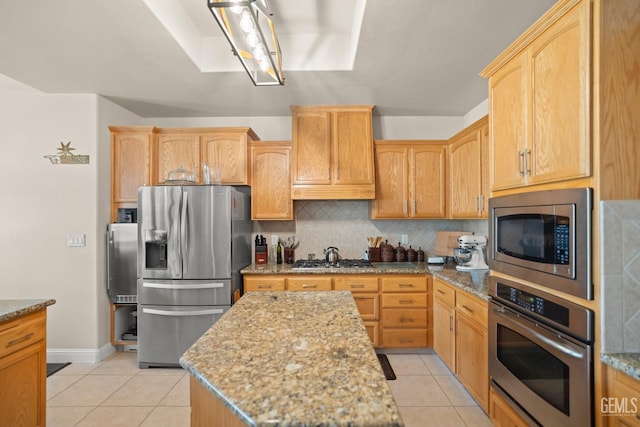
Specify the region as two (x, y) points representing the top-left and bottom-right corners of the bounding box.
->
(453, 235), (489, 271)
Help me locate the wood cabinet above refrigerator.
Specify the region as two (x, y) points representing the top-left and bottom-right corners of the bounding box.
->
(290, 105), (376, 200)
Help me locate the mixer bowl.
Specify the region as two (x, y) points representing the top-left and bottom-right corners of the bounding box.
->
(453, 248), (473, 265)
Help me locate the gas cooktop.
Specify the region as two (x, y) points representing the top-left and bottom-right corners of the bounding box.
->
(291, 259), (374, 270)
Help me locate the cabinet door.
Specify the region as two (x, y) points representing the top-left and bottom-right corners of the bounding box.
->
(449, 129), (482, 218)
(489, 52), (528, 190)
(291, 110), (331, 185)
(412, 144), (446, 218)
(112, 132), (152, 203)
(250, 143), (292, 220)
(456, 312), (488, 411)
(528, 0), (591, 185)
(332, 109), (375, 185)
(0, 341), (46, 427)
(201, 133), (249, 185)
(287, 276), (332, 291)
(156, 134), (200, 183)
(433, 297), (455, 372)
(370, 144), (409, 218)
(244, 276), (286, 291)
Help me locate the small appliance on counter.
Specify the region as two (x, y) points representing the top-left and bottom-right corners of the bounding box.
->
(453, 235), (489, 271)
(254, 235), (267, 264)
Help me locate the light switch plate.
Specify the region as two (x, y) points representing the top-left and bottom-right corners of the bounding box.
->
(67, 234), (86, 247)
(401, 234), (409, 244)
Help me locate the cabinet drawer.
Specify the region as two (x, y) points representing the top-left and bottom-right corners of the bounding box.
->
(433, 279), (455, 306)
(381, 329), (428, 347)
(334, 276), (379, 292)
(381, 276), (427, 292)
(456, 292), (488, 329)
(352, 294), (379, 320)
(244, 276), (286, 291)
(287, 276), (332, 291)
(382, 293), (427, 308)
(0, 310), (46, 359)
(382, 308), (428, 328)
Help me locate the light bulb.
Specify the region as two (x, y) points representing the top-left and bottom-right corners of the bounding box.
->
(246, 31), (259, 48)
(240, 11), (253, 33)
(253, 45), (266, 61)
(259, 58), (270, 71)
(230, 0), (242, 14)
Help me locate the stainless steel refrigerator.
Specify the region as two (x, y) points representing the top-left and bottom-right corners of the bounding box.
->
(106, 223), (138, 304)
(137, 185), (251, 368)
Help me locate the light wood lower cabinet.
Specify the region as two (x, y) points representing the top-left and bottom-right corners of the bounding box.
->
(489, 386), (529, 427)
(380, 275), (430, 348)
(604, 364), (640, 427)
(242, 273), (431, 349)
(432, 278), (488, 412)
(0, 309), (47, 427)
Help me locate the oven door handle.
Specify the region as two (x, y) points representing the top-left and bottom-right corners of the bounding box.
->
(492, 307), (585, 360)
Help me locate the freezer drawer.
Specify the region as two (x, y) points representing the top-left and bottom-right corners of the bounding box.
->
(137, 304), (229, 368)
(137, 279), (231, 306)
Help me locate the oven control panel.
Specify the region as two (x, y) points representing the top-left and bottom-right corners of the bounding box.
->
(496, 282), (569, 327)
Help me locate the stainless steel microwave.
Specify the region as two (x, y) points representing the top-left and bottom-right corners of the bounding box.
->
(488, 188), (593, 300)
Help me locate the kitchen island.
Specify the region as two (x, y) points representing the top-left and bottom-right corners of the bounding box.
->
(180, 291), (403, 426)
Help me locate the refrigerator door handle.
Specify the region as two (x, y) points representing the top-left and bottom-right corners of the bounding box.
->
(142, 308), (224, 317)
(141, 282), (226, 290)
(106, 229), (113, 294)
(180, 190), (188, 262)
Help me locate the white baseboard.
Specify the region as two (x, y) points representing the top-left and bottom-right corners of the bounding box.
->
(47, 343), (116, 364)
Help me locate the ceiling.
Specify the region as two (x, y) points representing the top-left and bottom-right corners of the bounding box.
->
(0, 0), (556, 118)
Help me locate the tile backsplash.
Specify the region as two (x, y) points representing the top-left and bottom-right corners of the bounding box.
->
(253, 200), (488, 261)
(600, 200), (640, 353)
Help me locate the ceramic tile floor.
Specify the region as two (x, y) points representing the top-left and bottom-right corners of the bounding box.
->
(47, 351), (492, 427)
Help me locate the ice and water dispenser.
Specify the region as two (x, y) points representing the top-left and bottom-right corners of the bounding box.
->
(144, 229), (167, 269)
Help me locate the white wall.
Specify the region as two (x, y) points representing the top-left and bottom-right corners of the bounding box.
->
(0, 75), (103, 362)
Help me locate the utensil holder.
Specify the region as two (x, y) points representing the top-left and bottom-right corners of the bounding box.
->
(368, 247), (381, 262)
(284, 248), (295, 264)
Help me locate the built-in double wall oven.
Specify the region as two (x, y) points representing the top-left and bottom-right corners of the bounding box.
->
(489, 276), (594, 426)
(488, 188), (594, 426)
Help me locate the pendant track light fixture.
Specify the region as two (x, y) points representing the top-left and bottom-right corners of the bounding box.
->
(207, 0), (284, 86)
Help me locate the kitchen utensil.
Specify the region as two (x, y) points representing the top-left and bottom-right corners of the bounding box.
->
(324, 246), (341, 265)
(164, 166), (195, 183)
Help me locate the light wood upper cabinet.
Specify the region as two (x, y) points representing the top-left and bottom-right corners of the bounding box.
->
(250, 141), (293, 220)
(448, 116), (489, 218)
(482, 0), (591, 191)
(109, 126), (154, 222)
(290, 105), (376, 199)
(155, 132), (200, 183)
(371, 141), (446, 219)
(201, 131), (255, 185)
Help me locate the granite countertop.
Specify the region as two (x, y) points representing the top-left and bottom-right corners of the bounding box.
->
(180, 291), (403, 427)
(0, 299), (56, 323)
(601, 353), (640, 381)
(430, 268), (490, 301)
(241, 262), (490, 300)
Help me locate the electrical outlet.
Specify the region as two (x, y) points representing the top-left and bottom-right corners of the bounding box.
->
(401, 234), (409, 244)
(271, 235), (279, 245)
(67, 234), (86, 247)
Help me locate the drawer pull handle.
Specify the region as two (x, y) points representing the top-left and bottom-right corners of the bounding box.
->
(461, 304), (474, 313)
(7, 333), (34, 347)
(257, 284), (272, 289)
(400, 338), (414, 343)
(398, 284), (414, 288)
(437, 289), (446, 294)
(399, 317), (415, 323)
(302, 284), (318, 288)
(398, 300), (414, 304)
(350, 284), (365, 288)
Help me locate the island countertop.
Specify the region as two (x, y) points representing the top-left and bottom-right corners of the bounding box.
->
(180, 291), (403, 426)
(0, 299), (56, 323)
